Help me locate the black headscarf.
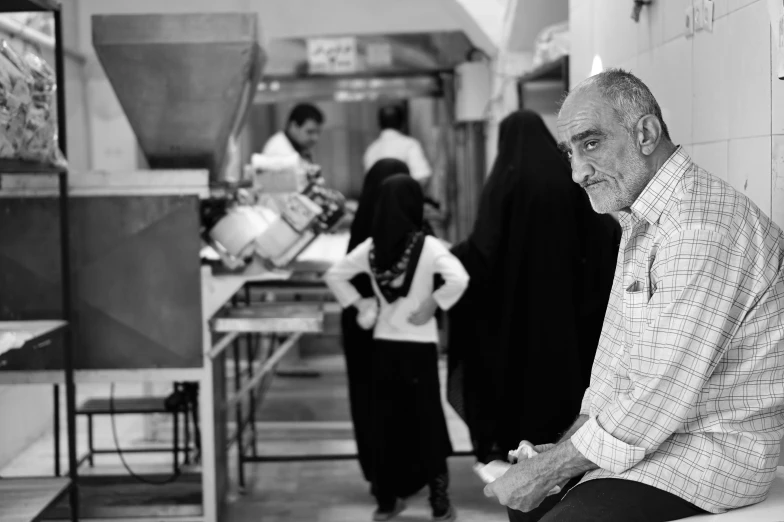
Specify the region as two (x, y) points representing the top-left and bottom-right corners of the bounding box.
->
(456, 110), (561, 283)
(369, 174), (426, 303)
(348, 158), (411, 254)
(447, 109), (621, 461)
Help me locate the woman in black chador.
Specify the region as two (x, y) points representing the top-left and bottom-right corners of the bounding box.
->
(447, 109), (621, 464)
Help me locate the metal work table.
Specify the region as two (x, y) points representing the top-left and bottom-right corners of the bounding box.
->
(201, 263), (339, 497)
(0, 163), (344, 522)
(0, 266), (328, 521)
(0, 477), (71, 522)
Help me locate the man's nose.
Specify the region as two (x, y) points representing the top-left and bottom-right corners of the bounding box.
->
(571, 159), (594, 184)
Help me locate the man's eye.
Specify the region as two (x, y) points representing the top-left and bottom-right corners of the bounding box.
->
(564, 150), (573, 160)
(585, 141), (598, 151)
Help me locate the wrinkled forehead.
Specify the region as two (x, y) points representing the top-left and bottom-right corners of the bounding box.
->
(557, 90), (614, 143)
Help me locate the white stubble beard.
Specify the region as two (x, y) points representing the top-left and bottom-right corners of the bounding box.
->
(586, 152), (649, 214)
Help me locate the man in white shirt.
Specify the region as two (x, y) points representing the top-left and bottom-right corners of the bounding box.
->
(363, 105), (432, 187)
(253, 103), (325, 190)
(252, 103), (326, 377)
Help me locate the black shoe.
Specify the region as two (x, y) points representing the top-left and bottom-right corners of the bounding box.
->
(429, 470), (452, 519)
(372, 499), (406, 521)
(432, 505), (456, 521)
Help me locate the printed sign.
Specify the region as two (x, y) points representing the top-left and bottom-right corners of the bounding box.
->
(307, 37), (358, 74)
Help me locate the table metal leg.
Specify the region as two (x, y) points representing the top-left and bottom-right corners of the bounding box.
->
(53, 384), (60, 476)
(173, 409), (180, 474)
(248, 334), (259, 459)
(87, 414), (94, 467)
(184, 399), (191, 465)
(243, 289), (259, 460)
(58, 170), (79, 522)
(234, 340), (245, 491)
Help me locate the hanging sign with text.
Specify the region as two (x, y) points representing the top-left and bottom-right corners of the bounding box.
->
(307, 37), (358, 74)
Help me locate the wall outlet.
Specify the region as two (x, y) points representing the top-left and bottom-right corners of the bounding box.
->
(703, 0), (715, 32)
(693, 0), (704, 31)
(685, 5), (695, 37)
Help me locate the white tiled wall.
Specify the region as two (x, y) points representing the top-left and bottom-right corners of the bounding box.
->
(693, 141), (729, 181)
(713, 0), (730, 19)
(658, 37), (694, 146)
(636, 0), (664, 53)
(773, 29), (784, 135)
(570, 0), (781, 226)
(692, 15), (729, 144)
(772, 135), (784, 227)
(729, 136), (773, 215)
(730, 0), (760, 12)
(727, 3), (771, 141)
(662, 0), (692, 43)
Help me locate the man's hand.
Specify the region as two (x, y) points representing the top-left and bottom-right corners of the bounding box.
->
(483, 455), (557, 512)
(408, 295), (439, 325)
(485, 440), (598, 512)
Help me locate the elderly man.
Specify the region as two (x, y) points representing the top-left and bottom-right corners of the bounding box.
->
(486, 69), (784, 521)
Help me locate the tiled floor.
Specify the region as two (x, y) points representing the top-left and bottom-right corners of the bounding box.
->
(2, 355), (509, 521)
(225, 457), (508, 522)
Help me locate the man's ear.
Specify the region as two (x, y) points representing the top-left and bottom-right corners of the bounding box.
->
(635, 114), (663, 156)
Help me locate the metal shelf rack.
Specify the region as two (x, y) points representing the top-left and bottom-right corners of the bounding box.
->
(0, 1), (79, 521)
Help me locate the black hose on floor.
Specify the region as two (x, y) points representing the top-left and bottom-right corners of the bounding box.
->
(109, 383), (181, 485)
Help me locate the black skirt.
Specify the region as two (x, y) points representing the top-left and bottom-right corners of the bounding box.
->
(371, 340), (453, 499)
(341, 308), (376, 483)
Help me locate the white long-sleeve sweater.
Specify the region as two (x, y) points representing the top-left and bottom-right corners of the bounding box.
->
(324, 236), (469, 344)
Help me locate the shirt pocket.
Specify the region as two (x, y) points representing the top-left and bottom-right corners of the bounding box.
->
(622, 283), (650, 342)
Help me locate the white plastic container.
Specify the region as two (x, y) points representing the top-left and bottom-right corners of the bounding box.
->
(253, 217), (302, 261)
(209, 206), (272, 258)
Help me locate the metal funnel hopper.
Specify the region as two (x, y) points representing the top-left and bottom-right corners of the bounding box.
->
(92, 13), (265, 183)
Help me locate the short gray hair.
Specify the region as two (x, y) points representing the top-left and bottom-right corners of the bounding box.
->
(569, 68), (671, 141)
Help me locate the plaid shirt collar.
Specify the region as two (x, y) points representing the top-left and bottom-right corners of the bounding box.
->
(618, 146), (690, 229)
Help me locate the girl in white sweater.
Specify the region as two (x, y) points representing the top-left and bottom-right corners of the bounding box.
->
(325, 175), (469, 521)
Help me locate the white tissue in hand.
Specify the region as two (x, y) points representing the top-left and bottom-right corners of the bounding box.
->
(473, 460), (511, 484)
(508, 441), (539, 461)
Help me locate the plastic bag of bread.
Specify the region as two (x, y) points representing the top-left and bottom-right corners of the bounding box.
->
(0, 40), (66, 167)
(0, 44), (28, 158)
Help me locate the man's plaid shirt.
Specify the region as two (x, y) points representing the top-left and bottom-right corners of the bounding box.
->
(571, 147), (784, 513)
